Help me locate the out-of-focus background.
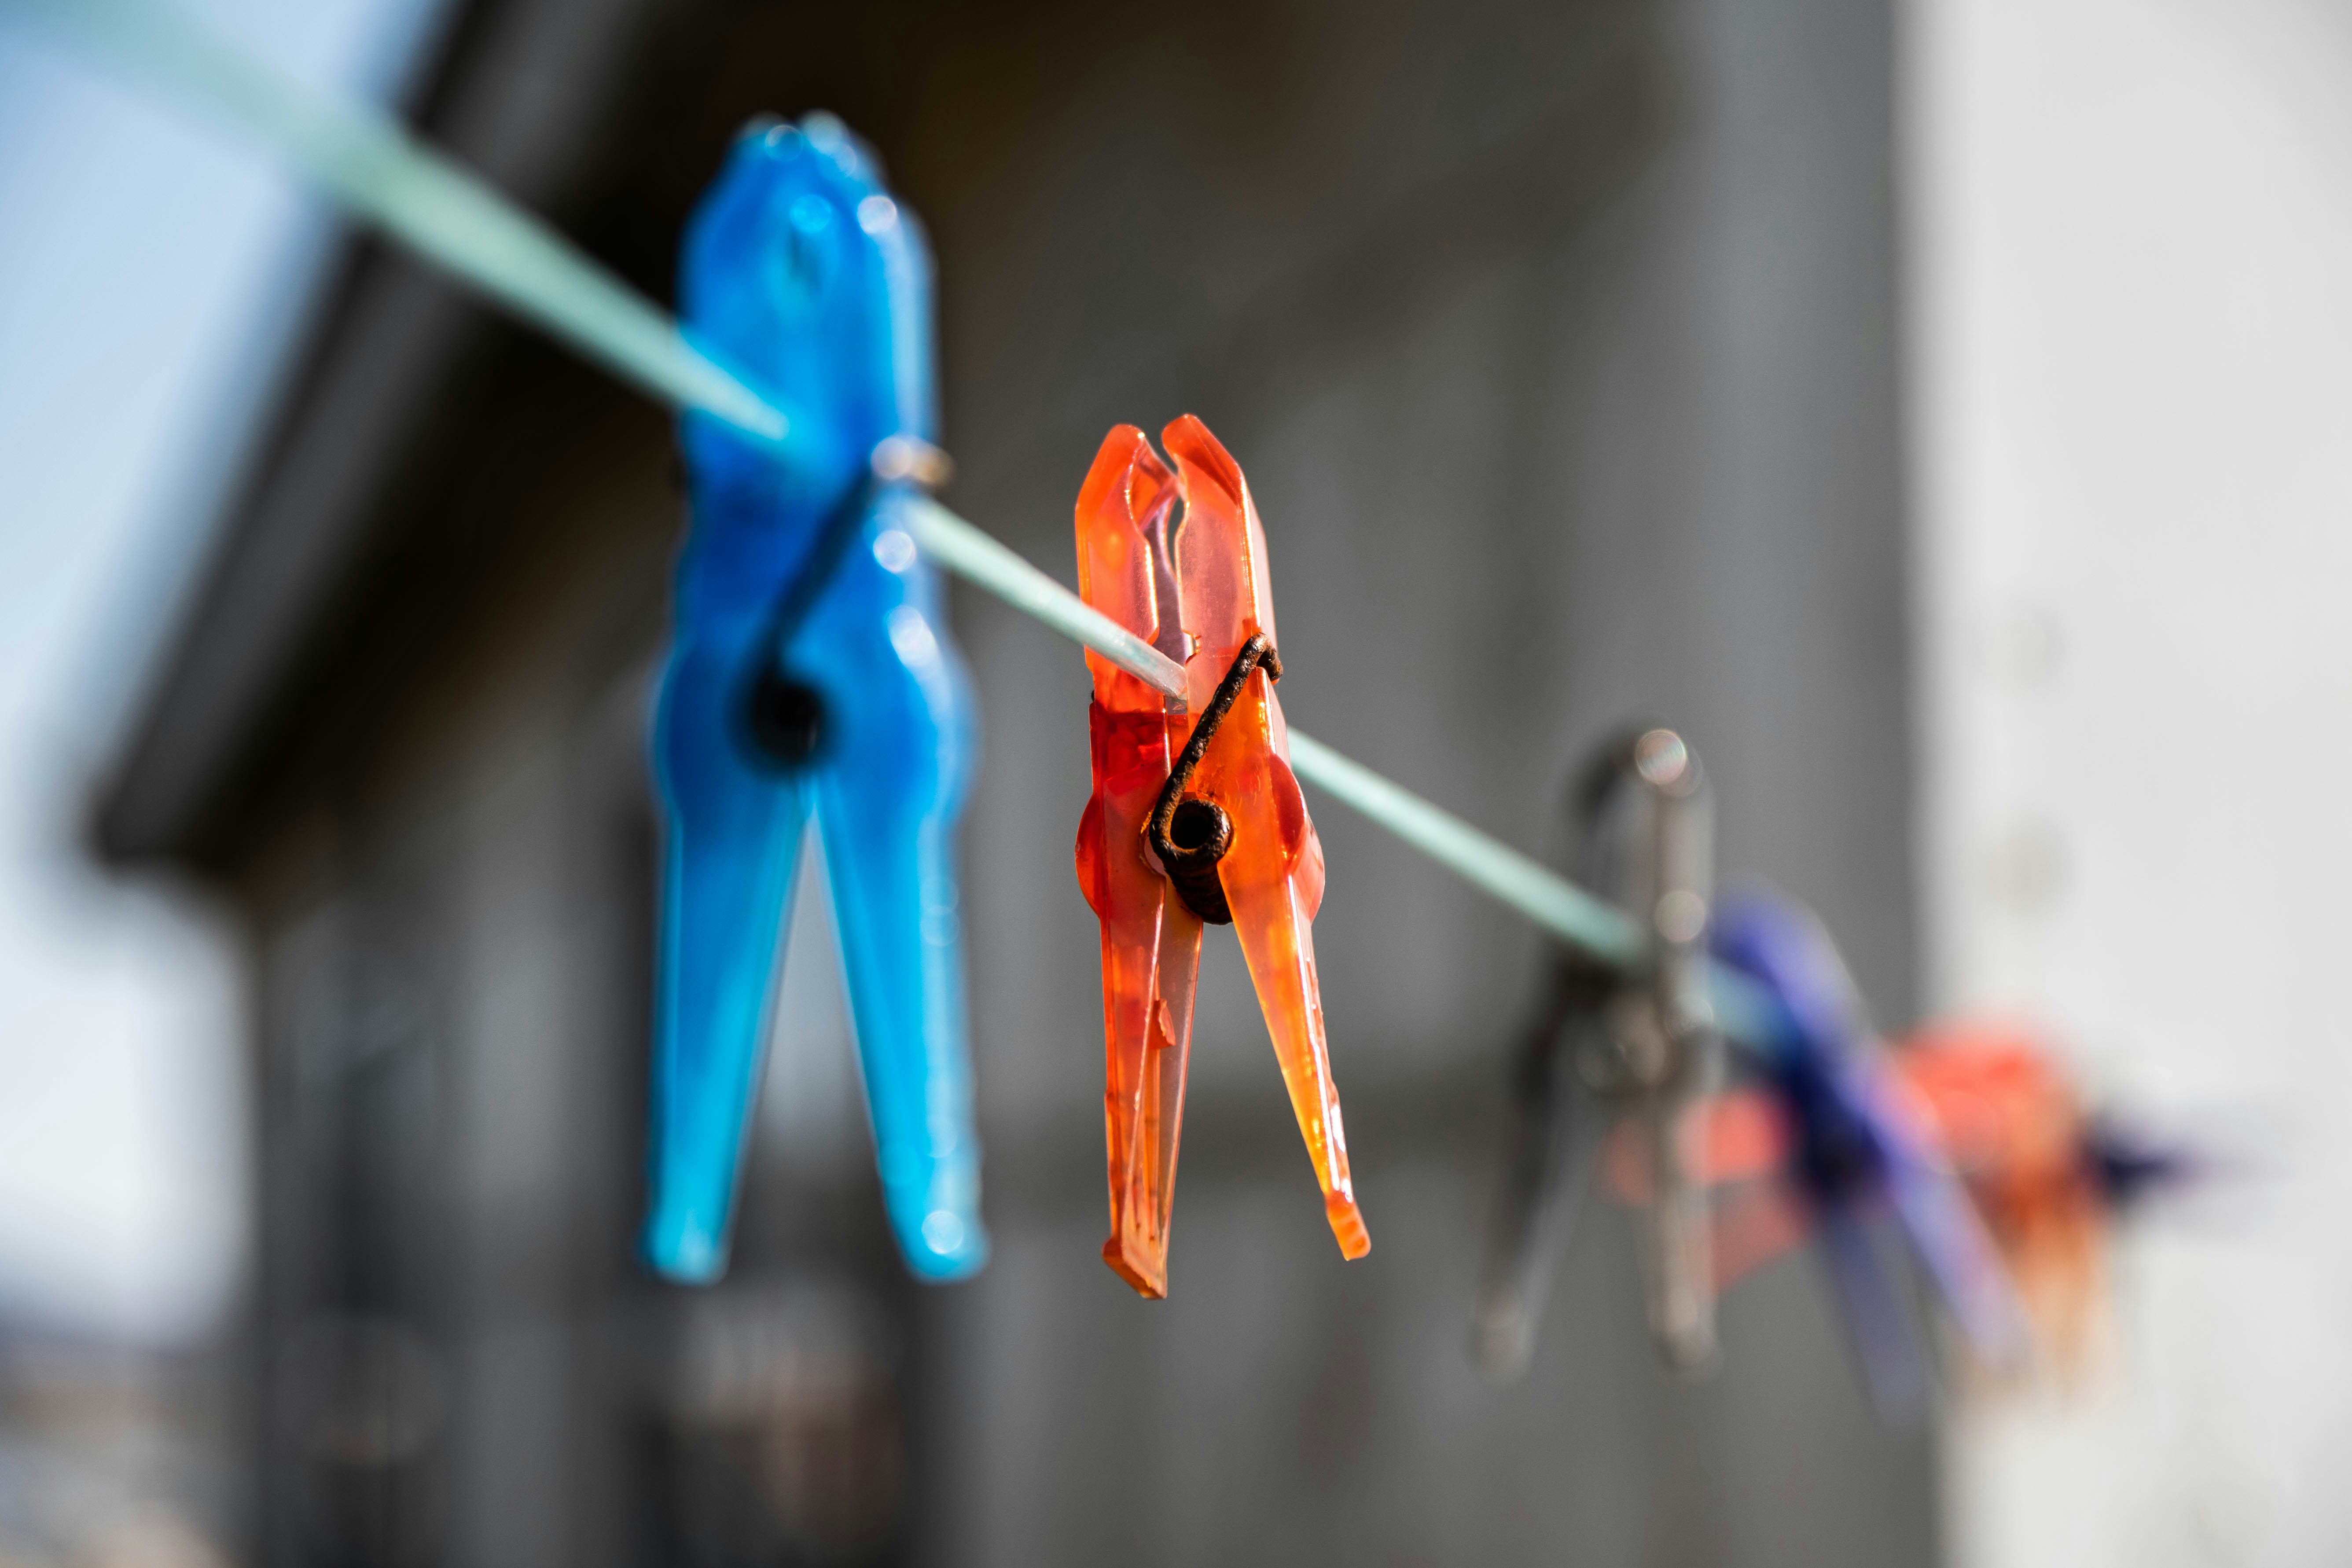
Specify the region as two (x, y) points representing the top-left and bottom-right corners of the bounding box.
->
(0, 0), (2345, 1563)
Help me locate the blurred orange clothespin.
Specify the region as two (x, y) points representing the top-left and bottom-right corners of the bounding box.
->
(1897, 1021), (2124, 1370)
(1073, 416), (1369, 1298)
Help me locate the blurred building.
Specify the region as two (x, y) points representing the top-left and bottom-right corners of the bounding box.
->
(0, 1333), (235, 1568)
(94, 0), (1929, 1563)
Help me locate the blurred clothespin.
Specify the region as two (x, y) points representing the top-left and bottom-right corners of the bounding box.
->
(1073, 417), (1369, 1297)
(1474, 727), (1722, 1379)
(1707, 894), (2029, 1418)
(1645, 1017), (2197, 1380)
(1893, 1020), (2194, 1371)
(643, 114), (987, 1285)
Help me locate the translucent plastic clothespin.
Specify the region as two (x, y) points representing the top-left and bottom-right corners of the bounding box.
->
(1707, 892), (2028, 1418)
(643, 114), (987, 1285)
(1474, 727), (1721, 1379)
(1073, 417), (1369, 1296)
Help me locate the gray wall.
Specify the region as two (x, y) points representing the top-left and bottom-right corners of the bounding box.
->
(199, 0), (1930, 1562)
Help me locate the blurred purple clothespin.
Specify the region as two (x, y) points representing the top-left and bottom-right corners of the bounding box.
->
(1709, 891), (2030, 1419)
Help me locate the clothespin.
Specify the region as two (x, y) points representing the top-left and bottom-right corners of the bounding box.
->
(1473, 727), (1721, 1379)
(1073, 417), (1368, 1296)
(1707, 893), (2029, 1417)
(1650, 1018), (2197, 1378)
(1646, 1029), (2192, 1382)
(1893, 1020), (2194, 1370)
(643, 114), (986, 1285)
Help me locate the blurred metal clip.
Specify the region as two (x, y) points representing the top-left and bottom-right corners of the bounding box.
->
(1474, 726), (1722, 1380)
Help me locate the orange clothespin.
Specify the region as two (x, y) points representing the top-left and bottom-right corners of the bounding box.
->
(1894, 1020), (2184, 1371)
(1073, 416), (1369, 1297)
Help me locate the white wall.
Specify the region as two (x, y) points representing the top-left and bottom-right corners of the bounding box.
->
(1904, 1), (2352, 1562)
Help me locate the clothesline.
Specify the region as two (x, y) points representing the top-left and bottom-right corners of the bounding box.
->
(7, 0), (1780, 1045)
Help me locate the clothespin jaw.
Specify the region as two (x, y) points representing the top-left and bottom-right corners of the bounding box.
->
(675, 113), (930, 521)
(1073, 427), (1203, 1297)
(1162, 416), (1367, 1262)
(1708, 893), (2029, 1417)
(1474, 727), (1720, 1380)
(645, 114), (987, 1286)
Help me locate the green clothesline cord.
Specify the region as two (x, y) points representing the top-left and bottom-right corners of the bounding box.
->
(2, 0), (1779, 1045)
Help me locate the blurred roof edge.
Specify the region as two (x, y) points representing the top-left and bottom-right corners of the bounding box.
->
(88, 0), (654, 875)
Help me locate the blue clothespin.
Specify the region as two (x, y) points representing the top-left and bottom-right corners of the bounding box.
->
(643, 114), (987, 1284)
(1710, 892), (2026, 1417)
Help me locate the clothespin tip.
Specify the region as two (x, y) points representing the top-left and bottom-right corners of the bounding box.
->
(1328, 1193), (1371, 1260)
